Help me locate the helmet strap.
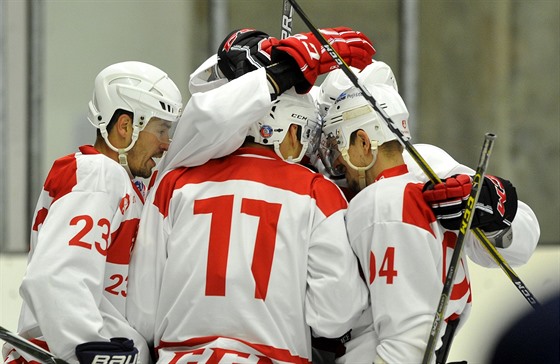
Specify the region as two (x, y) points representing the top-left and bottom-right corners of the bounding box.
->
(273, 140), (308, 163)
(118, 149), (134, 179)
(341, 141), (378, 191)
(99, 122), (139, 179)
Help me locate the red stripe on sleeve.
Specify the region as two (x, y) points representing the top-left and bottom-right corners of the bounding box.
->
(43, 154), (78, 203)
(402, 182), (437, 237)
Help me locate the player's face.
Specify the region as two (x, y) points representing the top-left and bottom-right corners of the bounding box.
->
(127, 118), (173, 178)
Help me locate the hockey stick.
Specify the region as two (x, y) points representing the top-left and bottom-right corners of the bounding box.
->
(0, 326), (68, 364)
(286, 0), (440, 180)
(473, 228), (540, 308)
(285, 0), (540, 310)
(280, 0), (293, 39)
(422, 133), (495, 364)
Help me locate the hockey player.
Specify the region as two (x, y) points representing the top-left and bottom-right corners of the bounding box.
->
(126, 89), (369, 363)
(2, 62), (183, 364)
(319, 83), (539, 364)
(126, 27), (375, 363)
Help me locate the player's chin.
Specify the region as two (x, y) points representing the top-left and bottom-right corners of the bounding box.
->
(134, 159), (156, 179)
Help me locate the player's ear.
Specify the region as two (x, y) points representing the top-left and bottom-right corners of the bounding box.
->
(288, 124), (299, 147)
(356, 129), (371, 154)
(115, 114), (132, 138)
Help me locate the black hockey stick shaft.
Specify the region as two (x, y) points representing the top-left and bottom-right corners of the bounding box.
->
(286, 0), (540, 311)
(286, 0), (440, 182)
(473, 228), (540, 308)
(422, 133), (496, 364)
(281, 0), (293, 39)
(0, 326), (68, 364)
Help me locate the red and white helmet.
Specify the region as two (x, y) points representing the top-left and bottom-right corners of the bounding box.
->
(320, 83), (410, 177)
(87, 61), (183, 153)
(248, 88), (319, 163)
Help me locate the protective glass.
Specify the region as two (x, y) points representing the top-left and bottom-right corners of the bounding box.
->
(318, 131), (346, 177)
(141, 118), (176, 144)
(305, 115), (324, 160)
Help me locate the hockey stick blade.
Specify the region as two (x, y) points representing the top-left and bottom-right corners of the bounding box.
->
(286, 0), (540, 312)
(421, 133), (496, 364)
(0, 326), (68, 364)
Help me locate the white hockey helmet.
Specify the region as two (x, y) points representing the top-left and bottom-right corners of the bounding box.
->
(316, 60), (398, 118)
(87, 61), (183, 154)
(248, 88), (319, 163)
(358, 60), (399, 92)
(188, 54), (228, 94)
(320, 83), (410, 177)
(316, 67), (356, 118)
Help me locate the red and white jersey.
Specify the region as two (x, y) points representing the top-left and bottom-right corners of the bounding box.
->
(3, 146), (151, 364)
(346, 164), (472, 363)
(126, 147), (369, 364)
(339, 144), (539, 364)
(155, 68), (272, 175)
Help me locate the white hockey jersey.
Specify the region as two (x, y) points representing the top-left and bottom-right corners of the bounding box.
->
(336, 144), (540, 364)
(155, 68), (272, 175)
(3, 146), (151, 364)
(126, 147), (369, 364)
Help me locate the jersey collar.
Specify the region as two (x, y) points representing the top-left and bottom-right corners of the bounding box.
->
(78, 145), (101, 155)
(233, 146), (282, 160)
(374, 164), (409, 182)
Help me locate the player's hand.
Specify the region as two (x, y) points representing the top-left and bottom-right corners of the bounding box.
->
(423, 174), (518, 232)
(217, 28), (279, 80)
(271, 27), (375, 93)
(75, 337), (138, 364)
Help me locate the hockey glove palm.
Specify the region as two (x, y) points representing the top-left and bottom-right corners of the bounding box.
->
(75, 337), (138, 364)
(271, 27), (376, 93)
(423, 174), (518, 232)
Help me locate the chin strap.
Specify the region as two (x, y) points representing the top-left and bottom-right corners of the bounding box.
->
(341, 141), (378, 191)
(118, 150), (134, 179)
(99, 122), (138, 179)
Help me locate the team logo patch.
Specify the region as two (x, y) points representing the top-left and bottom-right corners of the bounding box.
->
(119, 194), (130, 214)
(335, 92), (348, 103)
(259, 125), (274, 138)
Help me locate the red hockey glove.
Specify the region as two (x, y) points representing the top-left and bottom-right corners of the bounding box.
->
(423, 174), (518, 232)
(217, 28), (279, 80)
(271, 27), (375, 93)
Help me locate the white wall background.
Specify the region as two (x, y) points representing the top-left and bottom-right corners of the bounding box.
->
(2, 246), (559, 363)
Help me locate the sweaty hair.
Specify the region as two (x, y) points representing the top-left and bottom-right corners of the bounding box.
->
(96, 109), (133, 138)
